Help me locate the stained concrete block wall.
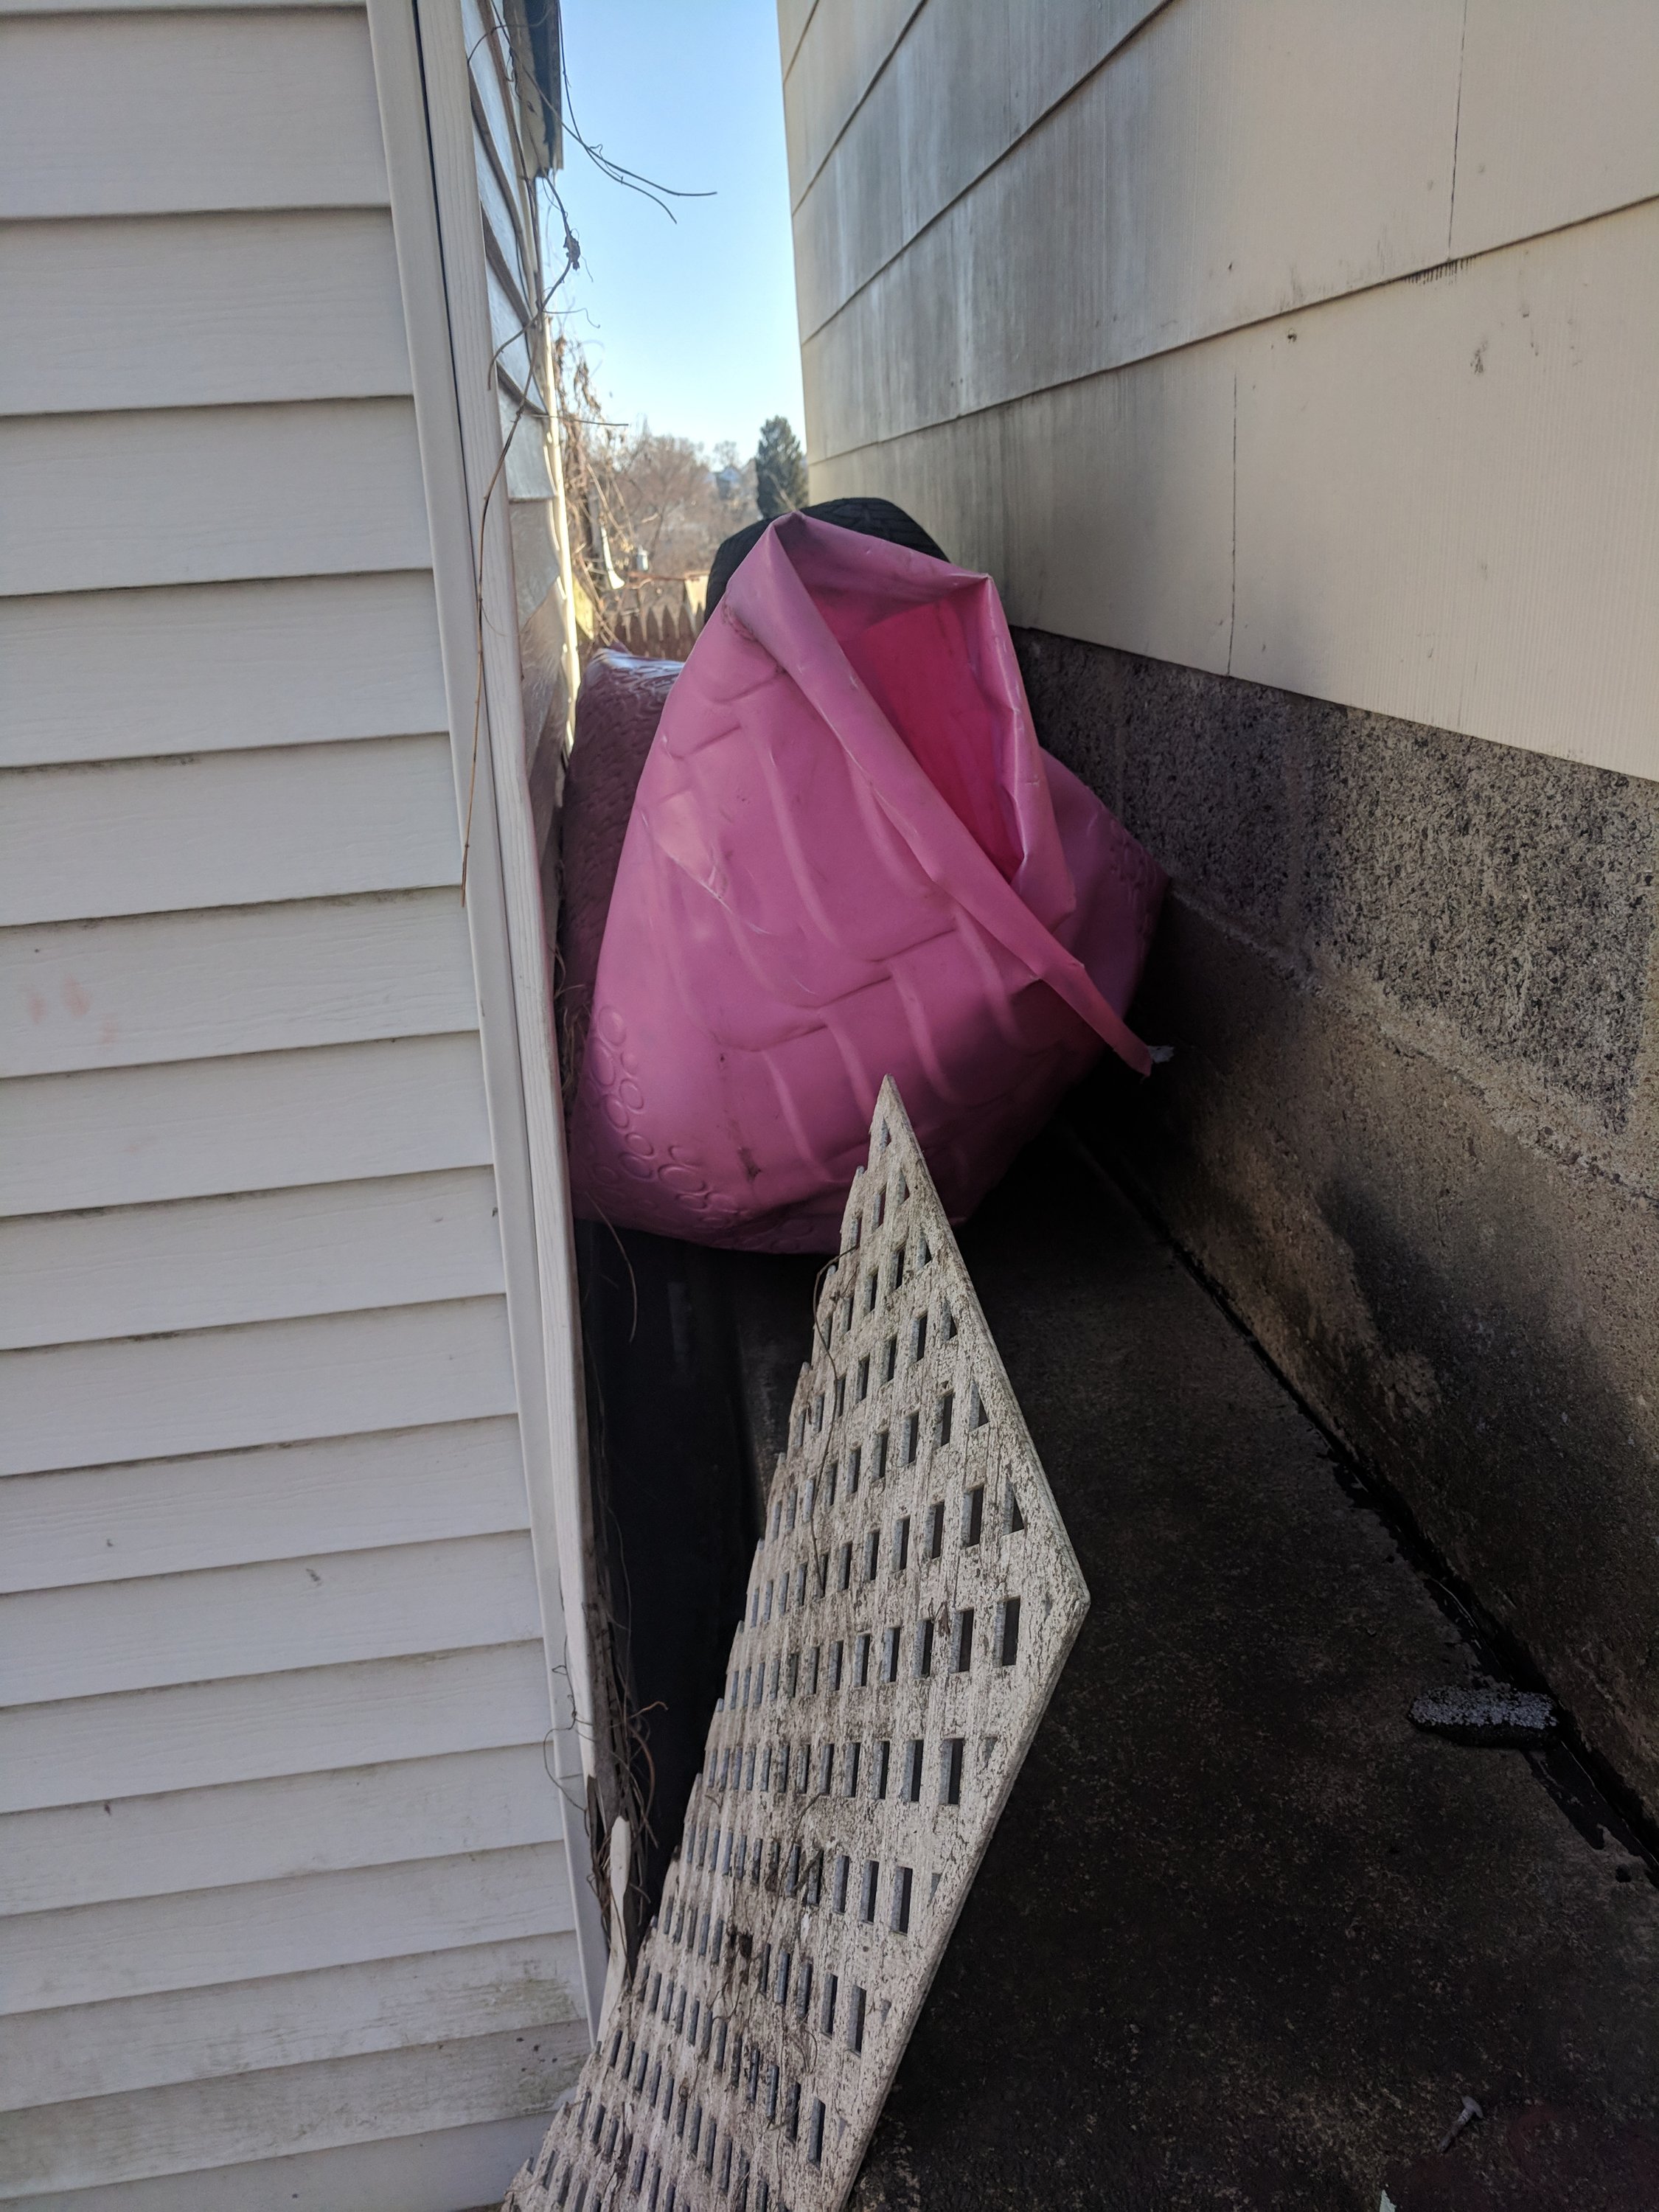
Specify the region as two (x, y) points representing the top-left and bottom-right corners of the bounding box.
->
(1015, 630), (1659, 1820)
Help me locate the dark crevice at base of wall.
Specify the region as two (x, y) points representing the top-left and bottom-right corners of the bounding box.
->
(575, 1222), (763, 1932)
(1012, 624), (1659, 1826)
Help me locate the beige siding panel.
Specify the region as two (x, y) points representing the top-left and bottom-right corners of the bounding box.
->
(0, 1168), (503, 1350)
(0, 1531), (541, 1704)
(0, 573), (447, 768)
(25, 2128), (555, 2212)
(3, 1933), (583, 2107)
(790, 0), (1164, 336)
(0, 398), (431, 599)
(6, 1745), (562, 1914)
(0, 211), (410, 419)
(776, 0), (815, 74)
(810, 337), (1237, 676)
(476, 139), (529, 289)
(1231, 204), (1659, 782)
(0, 1642), (550, 1814)
(8, 2114), (551, 2212)
(801, 0), (1463, 461)
(1, 737), (459, 930)
(461, 0), (525, 198)
(0, 8), (387, 219)
(0, 1035), (490, 1218)
(1450, 0), (1659, 260)
(0, 0), (344, 11)
(782, 0), (920, 204)
(817, 204), (1659, 786)
(1, 1419), (526, 1594)
(1, 1840), (571, 2014)
(0, 889), (476, 1079)
(487, 262), (540, 404)
(2, 2023), (585, 2199)
(0, 1296), (518, 1476)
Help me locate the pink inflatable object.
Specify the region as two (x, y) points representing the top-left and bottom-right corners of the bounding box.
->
(567, 515), (1166, 1253)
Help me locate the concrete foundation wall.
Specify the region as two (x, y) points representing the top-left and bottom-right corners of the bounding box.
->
(1017, 628), (1659, 1815)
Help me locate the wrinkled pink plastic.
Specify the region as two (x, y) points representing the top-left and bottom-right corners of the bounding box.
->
(568, 515), (1166, 1252)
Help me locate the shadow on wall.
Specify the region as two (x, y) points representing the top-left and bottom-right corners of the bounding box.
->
(1014, 627), (1659, 1823)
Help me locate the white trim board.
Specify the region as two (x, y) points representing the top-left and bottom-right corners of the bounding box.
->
(365, 0), (605, 2031)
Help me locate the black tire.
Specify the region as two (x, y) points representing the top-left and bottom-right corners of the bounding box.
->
(705, 496), (948, 618)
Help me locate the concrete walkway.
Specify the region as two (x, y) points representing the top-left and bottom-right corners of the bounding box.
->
(729, 1129), (1659, 2211)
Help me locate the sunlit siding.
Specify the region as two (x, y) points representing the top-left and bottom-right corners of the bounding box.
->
(785, 0), (1659, 784)
(0, 4), (588, 2203)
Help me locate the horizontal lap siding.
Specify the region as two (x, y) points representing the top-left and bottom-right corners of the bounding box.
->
(0, 573), (448, 767)
(0, 1035), (493, 1216)
(2, 2022), (591, 2198)
(0, 7), (388, 218)
(3, 1842), (574, 2015)
(0, 1418), (529, 1593)
(0, 398), (432, 597)
(0, 4), (586, 2202)
(790, 0), (1659, 783)
(0, 1531), (544, 1703)
(10, 2118), (560, 2212)
(0, 210), (411, 416)
(0, 1642), (556, 1814)
(7, 1745), (560, 1913)
(0, 735), (461, 925)
(780, 0), (920, 204)
(787, 0), (1164, 335)
(3, 1933), (585, 2107)
(0, 1165), (505, 1346)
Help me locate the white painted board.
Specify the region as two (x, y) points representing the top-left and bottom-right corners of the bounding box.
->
(0, 1166), (504, 1349)
(0, 1641), (552, 1813)
(5, 1745), (565, 1914)
(0, 398), (431, 597)
(789, 0), (1164, 335)
(799, 0), (1463, 460)
(781, 0), (919, 204)
(0, 573), (448, 768)
(0, 209), (410, 417)
(1451, 0), (1659, 259)
(0, 736), (459, 928)
(510, 1081), (1089, 2212)
(0, 1416), (527, 1593)
(0, 888), (478, 1078)
(3, 2023), (589, 2198)
(810, 340), (1237, 678)
(812, 203), (1659, 786)
(4, 2113), (552, 2212)
(0, 7), (388, 218)
(3, 1932), (585, 2108)
(1, 1839), (573, 2014)
(0, 1531), (543, 1705)
(0, 1296), (518, 1475)
(0, 1034), (491, 1218)
(1230, 203), (1659, 782)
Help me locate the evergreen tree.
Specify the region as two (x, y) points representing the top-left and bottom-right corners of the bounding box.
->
(754, 416), (808, 521)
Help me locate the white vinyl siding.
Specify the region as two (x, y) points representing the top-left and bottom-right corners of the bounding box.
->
(459, 0), (578, 783)
(0, 4), (591, 2206)
(0, 571), (448, 766)
(790, 0), (1659, 784)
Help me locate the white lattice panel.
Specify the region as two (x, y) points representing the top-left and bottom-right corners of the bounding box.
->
(507, 1080), (1089, 2212)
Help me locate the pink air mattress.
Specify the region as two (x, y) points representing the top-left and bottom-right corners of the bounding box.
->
(567, 514), (1166, 1252)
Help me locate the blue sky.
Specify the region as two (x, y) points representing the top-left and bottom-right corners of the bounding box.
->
(551, 0), (807, 461)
